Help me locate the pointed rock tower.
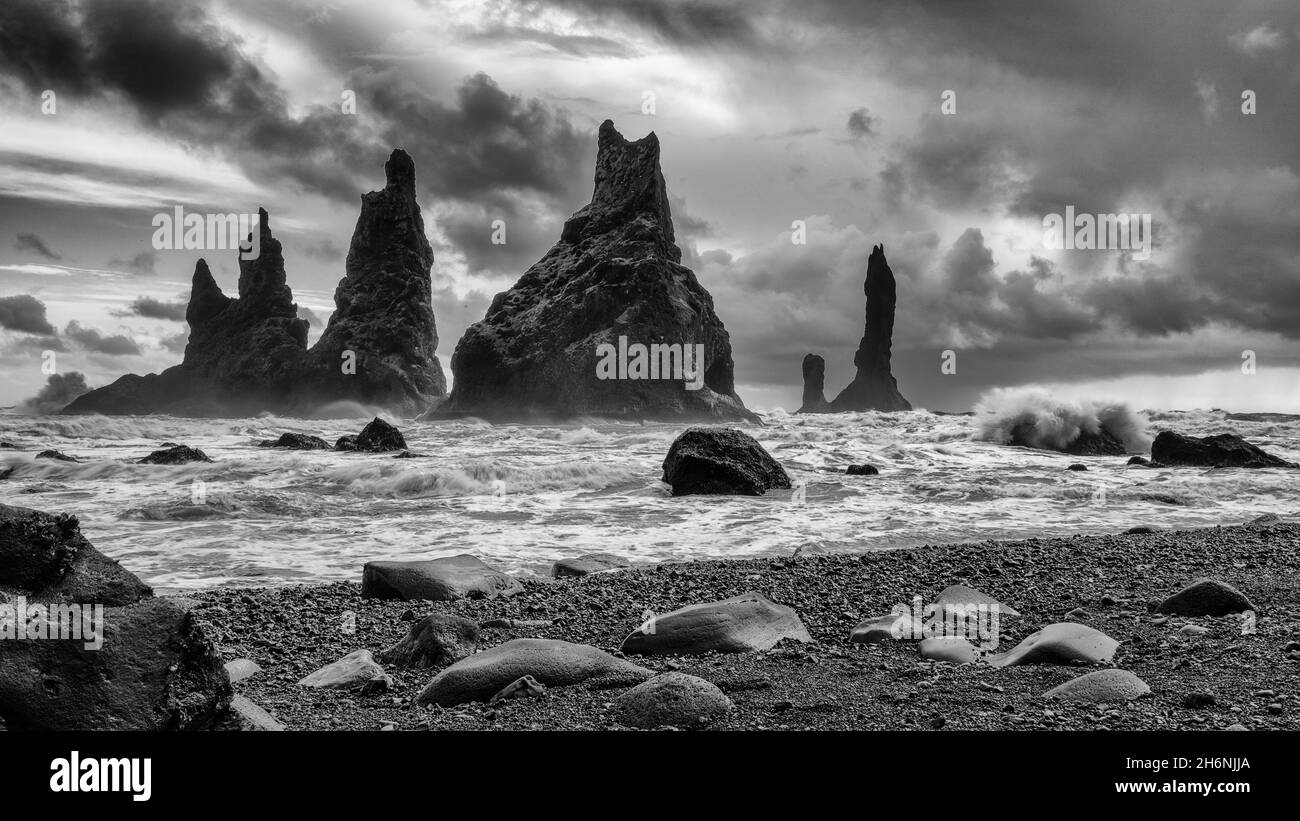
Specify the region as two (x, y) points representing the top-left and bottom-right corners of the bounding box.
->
(434, 120), (756, 422)
(63, 153), (446, 417)
(828, 244), (910, 412)
(796, 353), (829, 413)
(304, 149), (446, 414)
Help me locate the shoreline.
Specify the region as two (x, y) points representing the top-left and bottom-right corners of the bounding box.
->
(190, 517), (1300, 730)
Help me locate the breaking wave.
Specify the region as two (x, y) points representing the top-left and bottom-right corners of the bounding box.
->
(973, 388), (1151, 453)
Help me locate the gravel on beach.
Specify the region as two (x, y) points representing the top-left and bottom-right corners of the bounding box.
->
(189, 518), (1300, 731)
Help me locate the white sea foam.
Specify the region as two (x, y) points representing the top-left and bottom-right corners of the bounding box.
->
(973, 388), (1152, 452)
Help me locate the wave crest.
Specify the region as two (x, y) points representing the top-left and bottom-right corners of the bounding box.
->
(974, 388), (1151, 453)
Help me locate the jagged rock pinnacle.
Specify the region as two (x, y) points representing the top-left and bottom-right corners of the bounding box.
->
(827, 243), (911, 412)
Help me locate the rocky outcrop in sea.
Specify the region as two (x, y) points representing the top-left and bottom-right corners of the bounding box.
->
(430, 120), (757, 423)
(62, 150), (445, 418)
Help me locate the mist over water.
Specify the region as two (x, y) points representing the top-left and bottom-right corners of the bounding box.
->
(1, 408), (1297, 591)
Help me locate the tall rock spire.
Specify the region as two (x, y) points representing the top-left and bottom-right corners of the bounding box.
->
(433, 120), (755, 422)
(828, 244), (911, 412)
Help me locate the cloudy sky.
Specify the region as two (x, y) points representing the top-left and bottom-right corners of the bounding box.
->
(2, 0), (1299, 413)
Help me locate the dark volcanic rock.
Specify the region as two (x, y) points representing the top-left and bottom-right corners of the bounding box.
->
(0, 503), (151, 605)
(1127, 455), (1164, 467)
(828, 244), (911, 412)
(1065, 427), (1127, 456)
(257, 432), (329, 450)
(35, 449), (78, 462)
(334, 435), (358, 451)
(615, 672), (733, 729)
(796, 354), (830, 413)
(63, 151), (446, 417)
(846, 464), (878, 475)
(661, 427), (791, 496)
(361, 554), (523, 601)
(1151, 431), (1297, 468)
(298, 650), (392, 694)
(353, 417), (406, 452)
(378, 613), (480, 668)
(1157, 579), (1258, 616)
(432, 120), (756, 423)
(0, 596), (231, 730)
(416, 638), (653, 707)
(138, 445), (212, 464)
(303, 149), (446, 413)
(1067, 463), (1088, 471)
(621, 591), (812, 655)
(551, 553), (629, 578)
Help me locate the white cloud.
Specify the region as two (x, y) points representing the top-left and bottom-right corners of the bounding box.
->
(1229, 24), (1285, 56)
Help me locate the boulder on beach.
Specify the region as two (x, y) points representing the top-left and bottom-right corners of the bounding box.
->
(621, 591), (812, 655)
(661, 427), (791, 496)
(217, 695), (286, 731)
(1156, 579), (1257, 617)
(488, 674), (546, 705)
(258, 433), (329, 450)
(615, 672), (733, 729)
(987, 622), (1118, 668)
(63, 151), (446, 417)
(1150, 431), (1297, 468)
(796, 354), (830, 414)
(416, 638), (653, 707)
(849, 613), (922, 643)
(378, 613), (480, 668)
(224, 658), (262, 683)
(0, 596), (232, 730)
(919, 636), (980, 663)
(1043, 669), (1151, 703)
(0, 503), (152, 605)
(298, 649), (392, 694)
(361, 554), (523, 601)
(935, 584), (1021, 619)
(429, 120), (756, 423)
(137, 445), (212, 465)
(846, 464), (878, 475)
(826, 245), (911, 412)
(551, 553), (629, 578)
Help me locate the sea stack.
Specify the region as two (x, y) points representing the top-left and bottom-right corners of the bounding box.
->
(796, 353), (829, 413)
(431, 120), (757, 423)
(63, 151), (445, 417)
(828, 244), (911, 412)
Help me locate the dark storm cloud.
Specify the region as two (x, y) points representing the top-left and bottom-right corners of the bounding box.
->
(107, 250), (157, 275)
(160, 331), (188, 353)
(847, 108), (875, 139)
(536, 0), (763, 49)
(64, 321), (141, 355)
(119, 296), (187, 321)
(13, 232), (61, 260)
(0, 294), (56, 334)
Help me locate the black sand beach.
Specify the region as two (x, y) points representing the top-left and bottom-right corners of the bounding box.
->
(191, 518), (1300, 731)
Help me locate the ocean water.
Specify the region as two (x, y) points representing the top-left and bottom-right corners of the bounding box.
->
(1, 407), (1297, 591)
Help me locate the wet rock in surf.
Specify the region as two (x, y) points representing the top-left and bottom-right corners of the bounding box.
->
(433, 120), (756, 423)
(258, 433), (329, 450)
(1156, 579), (1257, 617)
(827, 244), (911, 412)
(1044, 669), (1150, 703)
(0, 503), (151, 605)
(846, 464), (878, 475)
(298, 649), (392, 694)
(987, 622), (1118, 668)
(0, 596), (231, 730)
(1127, 455), (1164, 467)
(417, 638), (652, 707)
(378, 613), (480, 668)
(342, 417), (406, 452)
(621, 592), (812, 655)
(138, 445), (212, 464)
(551, 553), (629, 578)
(796, 353), (830, 413)
(661, 427), (791, 496)
(1064, 427), (1126, 456)
(615, 672), (732, 729)
(35, 449), (79, 462)
(1150, 431), (1297, 468)
(1067, 463), (1087, 471)
(361, 554), (523, 601)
